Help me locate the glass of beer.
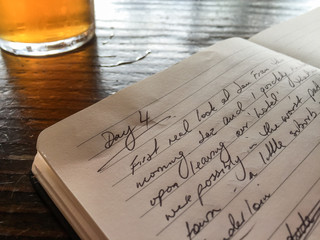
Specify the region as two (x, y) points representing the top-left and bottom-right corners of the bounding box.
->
(0, 0), (95, 56)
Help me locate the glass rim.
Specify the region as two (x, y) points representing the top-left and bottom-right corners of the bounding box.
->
(0, 23), (95, 57)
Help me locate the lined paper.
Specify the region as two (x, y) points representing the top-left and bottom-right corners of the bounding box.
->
(35, 37), (320, 240)
(250, 7), (320, 69)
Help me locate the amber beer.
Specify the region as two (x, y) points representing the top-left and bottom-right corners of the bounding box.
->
(0, 0), (95, 55)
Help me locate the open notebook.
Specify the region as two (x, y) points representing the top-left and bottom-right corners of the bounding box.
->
(32, 8), (320, 240)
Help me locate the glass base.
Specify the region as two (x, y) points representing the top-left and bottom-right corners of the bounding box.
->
(0, 24), (95, 57)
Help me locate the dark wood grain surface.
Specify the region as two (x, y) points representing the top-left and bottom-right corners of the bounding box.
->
(1, 0), (319, 239)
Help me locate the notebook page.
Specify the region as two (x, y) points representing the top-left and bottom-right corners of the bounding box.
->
(36, 38), (320, 240)
(250, 7), (320, 69)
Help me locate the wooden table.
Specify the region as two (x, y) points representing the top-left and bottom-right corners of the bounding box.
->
(1, 0), (319, 239)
